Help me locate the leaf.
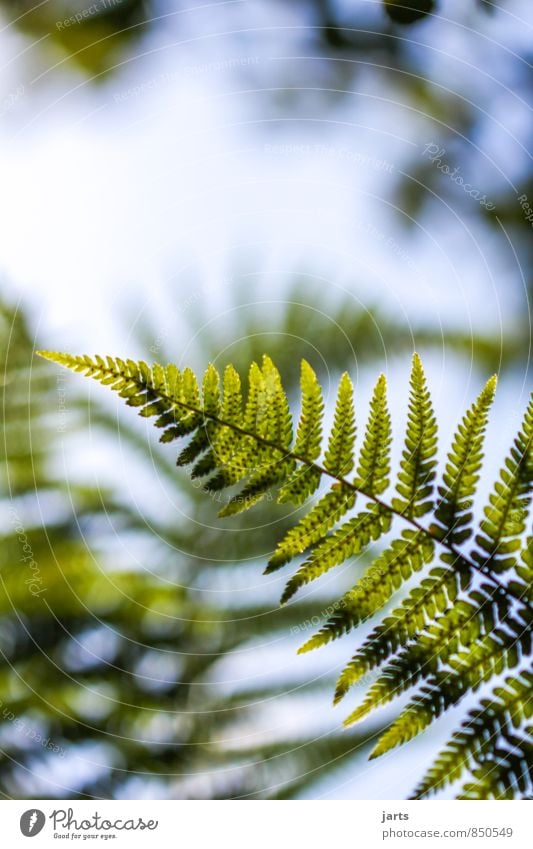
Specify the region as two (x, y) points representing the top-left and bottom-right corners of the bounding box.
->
(282, 506), (391, 606)
(38, 350), (533, 799)
(384, 0), (436, 25)
(324, 372), (356, 477)
(300, 530), (434, 652)
(278, 360), (324, 505)
(431, 375), (497, 545)
(414, 672), (533, 799)
(392, 353), (437, 518)
(353, 373), (391, 496)
(473, 394), (533, 573)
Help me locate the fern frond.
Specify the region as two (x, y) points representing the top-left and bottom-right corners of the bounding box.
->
(458, 739), (533, 800)
(513, 538), (533, 603)
(473, 394), (533, 573)
(283, 374), (391, 604)
(257, 354), (293, 447)
(430, 375), (497, 545)
(334, 564), (470, 703)
(282, 506), (391, 606)
(308, 372), (498, 670)
(343, 585), (511, 729)
(414, 672), (533, 799)
(200, 364), (243, 489)
(278, 359), (324, 505)
(265, 485), (356, 573)
(519, 536), (533, 583)
(38, 349), (533, 799)
(300, 530), (434, 652)
(345, 586), (512, 728)
(213, 357), (295, 513)
(369, 610), (531, 758)
(354, 373), (391, 496)
(392, 352), (437, 518)
(324, 371), (356, 476)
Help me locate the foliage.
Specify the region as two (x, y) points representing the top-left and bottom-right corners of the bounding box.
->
(39, 348), (533, 799)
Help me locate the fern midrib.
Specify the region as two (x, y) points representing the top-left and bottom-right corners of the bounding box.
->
(365, 422), (388, 495)
(487, 449), (530, 556)
(405, 388), (429, 517)
(120, 366), (529, 609)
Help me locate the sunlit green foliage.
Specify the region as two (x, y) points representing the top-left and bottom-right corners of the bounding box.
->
(40, 348), (533, 799)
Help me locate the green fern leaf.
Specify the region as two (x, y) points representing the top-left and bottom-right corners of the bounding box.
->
(413, 672), (533, 799)
(265, 485), (356, 574)
(513, 538), (533, 603)
(431, 375), (497, 545)
(202, 364), (243, 491)
(473, 394), (533, 573)
(300, 530), (434, 652)
(345, 584), (512, 732)
(392, 353), (437, 518)
(458, 739), (533, 800)
(353, 373), (391, 496)
(218, 357), (295, 515)
(369, 612), (532, 757)
(38, 349), (533, 800)
(333, 564), (470, 704)
(278, 360), (324, 505)
(281, 505), (391, 606)
(202, 362), (221, 415)
(323, 372), (356, 477)
(290, 359), (324, 459)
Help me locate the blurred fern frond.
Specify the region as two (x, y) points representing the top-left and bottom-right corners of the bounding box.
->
(1, 301), (380, 800)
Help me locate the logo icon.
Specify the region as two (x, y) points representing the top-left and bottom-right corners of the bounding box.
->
(20, 810), (46, 837)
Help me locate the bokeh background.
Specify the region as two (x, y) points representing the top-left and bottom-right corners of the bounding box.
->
(0, 0), (531, 799)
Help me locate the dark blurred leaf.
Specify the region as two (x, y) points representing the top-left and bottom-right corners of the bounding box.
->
(384, 0), (437, 24)
(1, 0), (148, 77)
